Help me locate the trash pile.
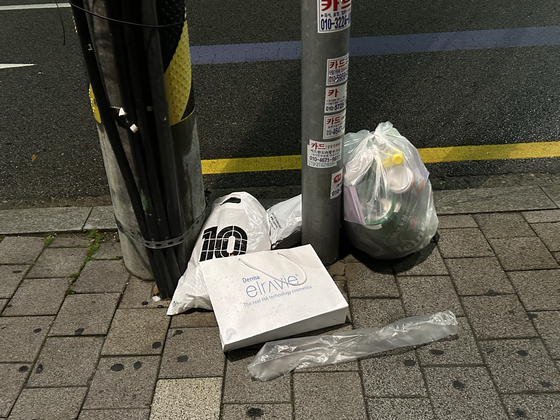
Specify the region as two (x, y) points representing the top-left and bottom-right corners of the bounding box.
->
(166, 122), (449, 379)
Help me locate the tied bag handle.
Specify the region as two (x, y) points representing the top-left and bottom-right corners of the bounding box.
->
(238, 253), (308, 286)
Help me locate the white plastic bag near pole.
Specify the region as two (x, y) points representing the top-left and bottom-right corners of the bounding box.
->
(168, 192), (271, 314)
(343, 122), (438, 259)
(248, 311), (458, 381)
(267, 195), (302, 249)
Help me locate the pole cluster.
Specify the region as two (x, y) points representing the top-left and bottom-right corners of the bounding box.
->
(72, 0), (205, 297)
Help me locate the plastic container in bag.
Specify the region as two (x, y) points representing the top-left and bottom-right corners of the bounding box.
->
(343, 122), (438, 259)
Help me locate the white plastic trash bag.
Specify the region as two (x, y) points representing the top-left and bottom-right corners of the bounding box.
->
(267, 195), (302, 249)
(343, 122), (438, 259)
(168, 192), (271, 314)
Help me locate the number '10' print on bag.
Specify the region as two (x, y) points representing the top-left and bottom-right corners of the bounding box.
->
(199, 226), (248, 261)
(168, 192), (271, 314)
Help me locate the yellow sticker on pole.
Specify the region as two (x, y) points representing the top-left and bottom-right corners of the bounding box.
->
(88, 85), (101, 124)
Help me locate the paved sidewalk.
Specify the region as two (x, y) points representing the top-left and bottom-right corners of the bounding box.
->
(1, 183), (560, 419)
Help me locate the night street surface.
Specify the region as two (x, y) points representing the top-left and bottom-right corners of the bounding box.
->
(1, 0), (559, 208)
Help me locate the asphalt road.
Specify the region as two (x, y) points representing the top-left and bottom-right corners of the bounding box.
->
(1, 0), (560, 208)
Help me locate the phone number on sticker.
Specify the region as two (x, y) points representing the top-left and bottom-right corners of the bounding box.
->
(325, 103), (346, 112)
(319, 15), (350, 32)
(308, 156), (339, 163)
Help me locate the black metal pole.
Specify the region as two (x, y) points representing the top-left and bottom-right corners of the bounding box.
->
(139, 0), (189, 279)
(73, 0), (206, 297)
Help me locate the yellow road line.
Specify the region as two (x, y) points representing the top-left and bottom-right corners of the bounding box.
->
(418, 141), (560, 163)
(202, 155), (301, 174)
(201, 141), (560, 174)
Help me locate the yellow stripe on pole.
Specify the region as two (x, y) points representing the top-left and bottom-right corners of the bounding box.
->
(164, 14), (192, 126)
(200, 142), (560, 175)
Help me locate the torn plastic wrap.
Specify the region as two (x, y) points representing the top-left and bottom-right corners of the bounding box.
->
(248, 311), (458, 381)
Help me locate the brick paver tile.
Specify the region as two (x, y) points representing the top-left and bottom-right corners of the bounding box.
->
(398, 276), (463, 316)
(445, 257), (514, 295)
(522, 209), (560, 223)
(508, 269), (560, 311)
(416, 317), (482, 366)
(488, 237), (558, 271)
(49, 293), (120, 336)
(502, 394), (560, 420)
(92, 240), (123, 260)
(72, 260), (130, 293)
(78, 409), (150, 420)
(90, 232), (121, 258)
(473, 212), (535, 238)
(169, 310), (218, 328)
(361, 351), (426, 398)
(150, 378), (221, 420)
(222, 404), (292, 420)
(83, 356), (160, 409)
(424, 367), (507, 419)
(0, 316), (53, 362)
(223, 349), (290, 403)
(2, 278), (70, 316)
(350, 299), (405, 329)
(366, 398), (435, 420)
(0, 265), (29, 298)
(480, 338), (560, 393)
(0, 207), (91, 235)
(9, 387), (87, 420)
(393, 242), (448, 276)
(0, 363), (31, 417)
(0, 236), (44, 264)
(159, 327), (224, 378)
(531, 311), (560, 359)
(119, 277), (165, 309)
(532, 222), (560, 251)
(437, 215), (478, 229)
(437, 228), (494, 258)
(345, 263), (399, 298)
(462, 295), (537, 339)
(27, 247), (87, 278)
(102, 308), (170, 356)
(50, 233), (90, 248)
(28, 337), (104, 387)
(293, 372), (367, 420)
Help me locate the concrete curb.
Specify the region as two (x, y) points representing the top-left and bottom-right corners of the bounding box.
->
(2, 184), (559, 235)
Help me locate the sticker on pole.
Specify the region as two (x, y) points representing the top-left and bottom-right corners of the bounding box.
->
(318, 0), (352, 33)
(330, 169), (343, 199)
(324, 83), (347, 113)
(326, 54), (349, 86)
(307, 139), (342, 168)
(323, 111), (346, 139)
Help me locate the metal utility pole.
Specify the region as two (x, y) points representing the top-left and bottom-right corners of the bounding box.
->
(301, 0), (351, 264)
(72, 0), (206, 298)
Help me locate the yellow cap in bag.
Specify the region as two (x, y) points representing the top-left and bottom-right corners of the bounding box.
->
(391, 153), (404, 165)
(383, 151), (404, 167)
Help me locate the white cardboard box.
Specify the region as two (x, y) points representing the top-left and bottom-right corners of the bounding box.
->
(202, 244), (348, 351)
